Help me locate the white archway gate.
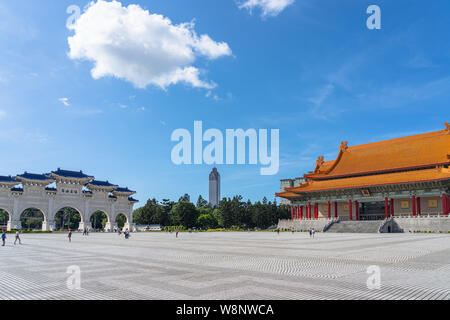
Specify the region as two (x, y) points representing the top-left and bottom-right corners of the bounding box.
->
(0, 169), (138, 231)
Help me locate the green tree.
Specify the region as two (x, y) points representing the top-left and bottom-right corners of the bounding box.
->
(20, 208), (45, 230)
(197, 213), (217, 229)
(0, 210), (9, 226)
(115, 214), (127, 229)
(90, 211), (108, 230)
(196, 195), (208, 208)
(170, 201), (198, 228)
(55, 207), (81, 230)
(179, 194), (191, 202)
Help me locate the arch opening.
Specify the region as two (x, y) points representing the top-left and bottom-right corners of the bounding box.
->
(115, 213), (128, 229)
(0, 209), (10, 229)
(20, 208), (45, 230)
(90, 211), (109, 232)
(55, 207), (81, 231)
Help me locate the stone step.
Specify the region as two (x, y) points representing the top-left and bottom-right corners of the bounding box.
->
(326, 220), (383, 233)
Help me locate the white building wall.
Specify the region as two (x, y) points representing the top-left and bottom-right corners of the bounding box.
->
(0, 185), (135, 231)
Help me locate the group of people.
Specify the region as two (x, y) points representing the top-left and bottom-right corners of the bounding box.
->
(114, 227), (130, 239)
(2, 229), (22, 246)
(288, 227), (316, 238)
(67, 227), (131, 241)
(167, 229), (180, 238)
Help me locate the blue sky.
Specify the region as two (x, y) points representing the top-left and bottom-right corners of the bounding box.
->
(1, 0), (450, 206)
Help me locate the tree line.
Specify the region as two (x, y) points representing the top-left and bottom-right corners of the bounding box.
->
(133, 195), (290, 230)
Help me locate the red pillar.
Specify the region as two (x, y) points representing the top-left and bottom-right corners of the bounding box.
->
(416, 197), (421, 216)
(334, 202), (338, 218)
(349, 200), (353, 220)
(447, 196), (450, 216)
(385, 197), (389, 219)
(315, 203), (318, 219)
(390, 198), (394, 217)
(300, 206), (303, 220)
(412, 195), (416, 217)
(308, 202), (311, 219)
(355, 200), (359, 221)
(328, 201), (331, 219)
(291, 206), (294, 220)
(443, 194), (448, 215)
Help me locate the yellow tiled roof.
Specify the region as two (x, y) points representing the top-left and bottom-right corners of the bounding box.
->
(286, 167), (450, 194)
(306, 125), (450, 179)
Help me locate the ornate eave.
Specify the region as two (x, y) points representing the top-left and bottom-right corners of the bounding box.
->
(289, 179), (450, 200)
(51, 175), (93, 184)
(49, 169), (94, 184)
(0, 176), (19, 188)
(112, 187), (136, 197)
(16, 172), (54, 186)
(86, 180), (118, 193)
(128, 197), (139, 203)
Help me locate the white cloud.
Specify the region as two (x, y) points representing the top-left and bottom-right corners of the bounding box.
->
(68, 0), (231, 90)
(238, 0), (295, 17)
(59, 98), (70, 107)
(119, 104), (128, 109)
(0, 109), (6, 119)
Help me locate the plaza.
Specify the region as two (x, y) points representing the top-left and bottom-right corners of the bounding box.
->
(0, 232), (448, 300)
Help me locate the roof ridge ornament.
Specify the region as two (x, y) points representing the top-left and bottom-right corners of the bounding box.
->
(445, 121), (450, 134)
(314, 156), (325, 173)
(340, 141), (348, 152)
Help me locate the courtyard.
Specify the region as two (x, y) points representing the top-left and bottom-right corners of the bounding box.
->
(0, 231), (449, 300)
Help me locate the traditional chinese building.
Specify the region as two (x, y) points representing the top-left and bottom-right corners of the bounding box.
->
(276, 122), (450, 222)
(0, 168), (138, 231)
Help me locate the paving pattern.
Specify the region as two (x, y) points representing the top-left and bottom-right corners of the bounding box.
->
(0, 232), (449, 300)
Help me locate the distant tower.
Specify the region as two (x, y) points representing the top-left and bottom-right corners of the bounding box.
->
(209, 167), (220, 207)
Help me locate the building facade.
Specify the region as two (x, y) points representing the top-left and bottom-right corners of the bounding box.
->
(279, 178), (305, 205)
(276, 123), (450, 221)
(209, 167), (220, 207)
(0, 169), (138, 231)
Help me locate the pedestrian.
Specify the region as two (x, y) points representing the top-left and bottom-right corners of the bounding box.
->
(175, 229), (179, 238)
(1, 230), (6, 246)
(291, 227), (294, 234)
(86, 227), (89, 236)
(14, 230), (21, 245)
(312, 228), (315, 238)
(124, 229), (129, 239)
(82, 228), (86, 236)
(277, 228), (280, 235)
(309, 228), (312, 238)
(68, 229), (72, 242)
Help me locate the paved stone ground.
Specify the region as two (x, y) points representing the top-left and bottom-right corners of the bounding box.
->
(0, 232), (449, 300)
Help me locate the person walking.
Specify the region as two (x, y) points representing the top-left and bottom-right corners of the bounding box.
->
(312, 228), (315, 238)
(277, 228), (280, 235)
(309, 228), (312, 238)
(175, 229), (179, 238)
(14, 230), (21, 245)
(1, 230), (6, 246)
(291, 227), (294, 234)
(68, 229), (72, 242)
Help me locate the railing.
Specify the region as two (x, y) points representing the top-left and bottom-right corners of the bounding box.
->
(394, 214), (449, 219)
(378, 217), (393, 233)
(322, 218), (339, 232)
